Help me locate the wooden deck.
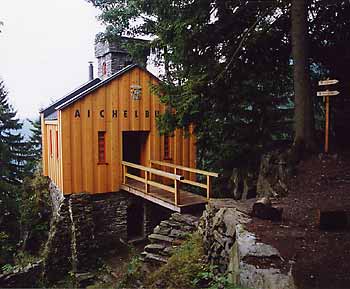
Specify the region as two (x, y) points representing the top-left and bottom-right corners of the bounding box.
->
(121, 160), (218, 213)
(121, 179), (207, 213)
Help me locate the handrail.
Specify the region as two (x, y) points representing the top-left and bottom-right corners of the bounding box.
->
(150, 160), (219, 177)
(121, 161), (184, 205)
(122, 161), (184, 181)
(150, 160), (219, 199)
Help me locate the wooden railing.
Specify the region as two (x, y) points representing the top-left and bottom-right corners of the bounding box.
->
(150, 160), (219, 199)
(121, 161), (184, 205)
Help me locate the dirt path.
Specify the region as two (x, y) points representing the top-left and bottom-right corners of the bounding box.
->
(248, 154), (350, 289)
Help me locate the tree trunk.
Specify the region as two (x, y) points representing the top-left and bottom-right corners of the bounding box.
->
(291, 0), (316, 151)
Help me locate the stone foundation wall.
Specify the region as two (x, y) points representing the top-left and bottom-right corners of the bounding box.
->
(49, 182), (64, 215)
(92, 192), (129, 248)
(43, 182), (171, 283)
(43, 196), (72, 282)
(43, 185), (130, 282)
(69, 194), (96, 273)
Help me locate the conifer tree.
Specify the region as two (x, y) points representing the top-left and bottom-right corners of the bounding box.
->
(25, 117), (42, 173)
(0, 80), (27, 185)
(0, 80), (24, 265)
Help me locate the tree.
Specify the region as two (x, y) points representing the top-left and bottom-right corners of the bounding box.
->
(88, 0), (293, 169)
(0, 80), (24, 265)
(0, 80), (27, 185)
(88, 0), (350, 189)
(25, 118), (42, 173)
(291, 0), (316, 151)
(0, 81), (49, 266)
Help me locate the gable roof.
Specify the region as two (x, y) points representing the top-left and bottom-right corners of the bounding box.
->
(56, 64), (160, 111)
(40, 78), (101, 118)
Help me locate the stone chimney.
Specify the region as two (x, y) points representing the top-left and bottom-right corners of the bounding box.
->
(95, 37), (149, 80)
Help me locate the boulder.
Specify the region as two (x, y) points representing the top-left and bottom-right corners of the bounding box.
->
(230, 224), (296, 289)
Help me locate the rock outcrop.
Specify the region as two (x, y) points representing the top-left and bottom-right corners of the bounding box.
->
(228, 168), (257, 200)
(256, 150), (295, 198)
(198, 199), (296, 289)
(141, 213), (199, 264)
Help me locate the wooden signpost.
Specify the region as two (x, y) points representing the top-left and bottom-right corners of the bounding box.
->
(317, 79), (340, 153)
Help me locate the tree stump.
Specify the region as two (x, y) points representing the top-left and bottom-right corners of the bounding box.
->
(252, 197), (283, 221)
(317, 209), (348, 230)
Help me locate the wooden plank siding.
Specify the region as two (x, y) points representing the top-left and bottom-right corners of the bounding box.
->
(43, 122), (62, 188)
(42, 66), (196, 195)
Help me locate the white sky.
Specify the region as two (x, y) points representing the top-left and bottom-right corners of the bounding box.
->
(0, 0), (104, 119)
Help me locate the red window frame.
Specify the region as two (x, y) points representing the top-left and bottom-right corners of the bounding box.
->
(49, 130), (53, 157)
(98, 131), (106, 163)
(56, 131), (59, 159)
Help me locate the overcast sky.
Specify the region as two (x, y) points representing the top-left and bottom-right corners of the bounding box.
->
(0, 0), (104, 119)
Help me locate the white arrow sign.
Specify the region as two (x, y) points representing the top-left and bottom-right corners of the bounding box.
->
(318, 79), (339, 86)
(317, 90), (340, 97)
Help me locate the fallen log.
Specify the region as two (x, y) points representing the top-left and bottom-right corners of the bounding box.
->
(252, 197), (283, 221)
(317, 209), (348, 230)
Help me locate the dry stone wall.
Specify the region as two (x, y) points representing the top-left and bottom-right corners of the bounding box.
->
(43, 185), (130, 282)
(43, 183), (171, 283)
(198, 200), (296, 289)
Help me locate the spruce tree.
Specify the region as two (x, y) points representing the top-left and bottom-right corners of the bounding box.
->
(0, 80), (26, 185)
(0, 80), (24, 265)
(25, 117), (42, 173)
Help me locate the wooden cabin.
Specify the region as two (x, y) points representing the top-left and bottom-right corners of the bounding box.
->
(40, 40), (217, 212)
(41, 64), (197, 192)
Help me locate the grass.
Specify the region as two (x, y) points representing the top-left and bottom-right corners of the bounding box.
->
(145, 233), (205, 289)
(144, 233), (246, 289)
(91, 233), (248, 289)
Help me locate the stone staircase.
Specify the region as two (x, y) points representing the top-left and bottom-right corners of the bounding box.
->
(141, 213), (199, 264)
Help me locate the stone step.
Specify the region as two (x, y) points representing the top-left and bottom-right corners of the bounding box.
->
(153, 225), (171, 235)
(148, 234), (175, 244)
(144, 243), (166, 254)
(160, 220), (184, 229)
(142, 252), (168, 263)
(169, 228), (189, 239)
(170, 213), (199, 227)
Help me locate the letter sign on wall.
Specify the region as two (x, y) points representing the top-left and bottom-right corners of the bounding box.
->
(130, 84), (142, 100)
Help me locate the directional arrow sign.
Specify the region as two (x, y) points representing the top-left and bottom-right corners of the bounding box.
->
(317, 90), (340, 97)
(318, 79), (339, 86)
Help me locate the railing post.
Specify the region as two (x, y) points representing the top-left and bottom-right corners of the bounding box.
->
(145, 170), (149, 194)
(175, 179), (180, 205)
(149, 161), (152, 181)
(123, 164), (126, 184)
(206, 176), (212, 199)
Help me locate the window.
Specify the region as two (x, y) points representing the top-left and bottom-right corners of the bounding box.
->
(98, 131), (106, 163)
(164, 134), (171, 160)
(49, 130), (53, 157)
(56, 131), (59, 159)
